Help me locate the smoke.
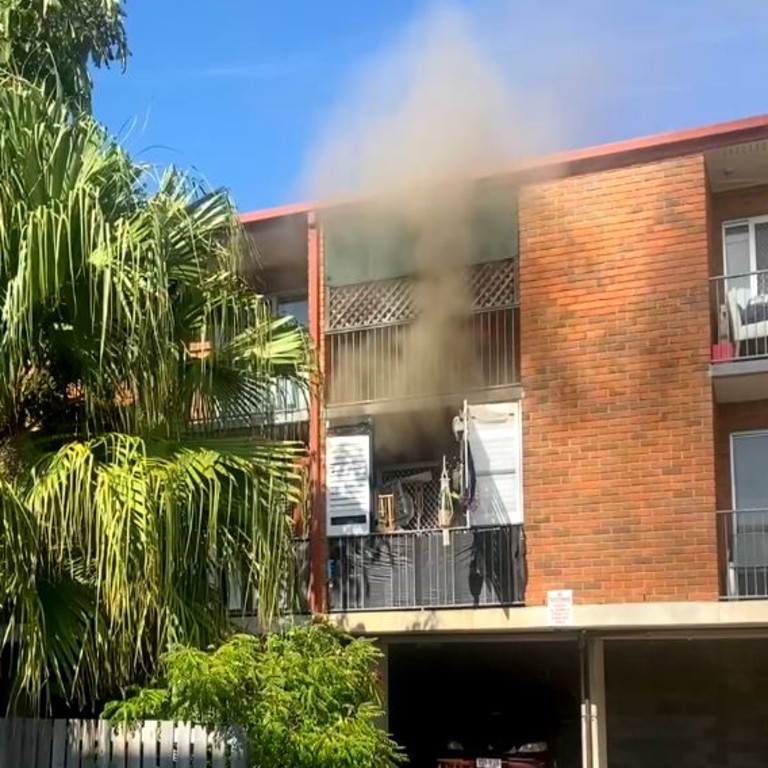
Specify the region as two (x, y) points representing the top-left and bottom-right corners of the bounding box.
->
(305, 4), (566, 198)
(302, 4), (576, 444)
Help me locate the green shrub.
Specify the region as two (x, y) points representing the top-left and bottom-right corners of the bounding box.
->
(104, 623), (405, 768)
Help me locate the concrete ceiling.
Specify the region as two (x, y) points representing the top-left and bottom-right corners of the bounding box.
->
(241, 213), (308, 296)
(243, 213), (308, 270)
(707, 140), (768, 192)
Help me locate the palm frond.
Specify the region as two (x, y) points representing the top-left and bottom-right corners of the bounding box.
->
(1, 432), (301, 711)
(0, 75), (314, 713)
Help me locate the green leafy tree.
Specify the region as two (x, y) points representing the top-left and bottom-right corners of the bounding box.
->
(0, 0), (128, 111)
(0, 73), (311, 713)
(104, 625), (404, 768)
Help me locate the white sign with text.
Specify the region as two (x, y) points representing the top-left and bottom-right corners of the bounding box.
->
(546, 589), (574, 626)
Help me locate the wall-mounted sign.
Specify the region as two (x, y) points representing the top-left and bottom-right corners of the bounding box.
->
(546, 589), (574, 627)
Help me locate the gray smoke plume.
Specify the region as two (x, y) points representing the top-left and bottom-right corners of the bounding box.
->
(303, 4), (572, 436)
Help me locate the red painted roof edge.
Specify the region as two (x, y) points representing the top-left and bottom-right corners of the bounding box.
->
(239, 201), (314, 224)
(239, 112), (768, 225)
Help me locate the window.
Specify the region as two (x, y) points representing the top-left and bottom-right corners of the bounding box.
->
(729, 431), (768, 595)
(723, 216), (768, 294)
(731, 431), (768, 511)
(256, 296), (309, 421)
(321, 187), (519, 287)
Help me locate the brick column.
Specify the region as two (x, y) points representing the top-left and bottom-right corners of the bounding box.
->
(518, 154), (717, 605)
(307, 211), (327, 614)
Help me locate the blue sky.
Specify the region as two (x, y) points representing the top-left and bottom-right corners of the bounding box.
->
(93, 1), (768, 213)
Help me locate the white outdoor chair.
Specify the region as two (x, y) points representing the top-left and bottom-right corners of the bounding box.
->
(727, 287), (768, 354)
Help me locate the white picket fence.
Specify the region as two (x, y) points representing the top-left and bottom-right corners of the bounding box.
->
(0, 718), (248, 768)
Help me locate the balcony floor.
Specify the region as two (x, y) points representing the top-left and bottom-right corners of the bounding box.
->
(711, 357), (768, 402)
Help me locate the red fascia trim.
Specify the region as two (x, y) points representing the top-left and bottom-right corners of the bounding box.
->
(515, 113), (768, 174)
(507, 114), (768, 185)
(239, 202), (314, 224)
(238, 113), (768, 224)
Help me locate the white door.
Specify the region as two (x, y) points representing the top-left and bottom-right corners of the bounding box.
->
(731, 431), (768, 573)
(326, 431), (372, 537)
(466, 402), (522, 526)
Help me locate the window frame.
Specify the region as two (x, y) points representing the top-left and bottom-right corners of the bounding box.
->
(723, 215), (768, 293)
(730, 429), (768, 511)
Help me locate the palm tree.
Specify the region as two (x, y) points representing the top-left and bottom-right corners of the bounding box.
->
(0, 74), (311, 714)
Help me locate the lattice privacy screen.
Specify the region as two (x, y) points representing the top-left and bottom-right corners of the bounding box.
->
(326, 258), (517, 333)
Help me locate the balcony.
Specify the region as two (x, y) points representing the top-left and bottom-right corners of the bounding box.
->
(326, 525), (526, 612)
(325, 258), (519, 412)
(717, 510), (768, 600)
(193, 376), (309, 442)
(318, 399), (524, 613)
(710, 271), (768, 401)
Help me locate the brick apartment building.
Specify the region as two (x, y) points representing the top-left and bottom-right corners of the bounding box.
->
(240, 114), (768, 768)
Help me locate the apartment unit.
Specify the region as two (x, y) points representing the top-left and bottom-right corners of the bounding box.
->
(241, 114), (768, 768)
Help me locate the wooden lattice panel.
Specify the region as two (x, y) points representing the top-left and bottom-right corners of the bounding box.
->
(326, 276), (414, 332)
(326, 258), (516, 332)
(470, 258), (517, 310)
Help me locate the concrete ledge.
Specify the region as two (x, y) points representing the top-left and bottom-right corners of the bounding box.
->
(325, 386), (523, 420)
(710, 359), (768, 402)
(326, 600), (768, 636)
(710, 358), (768, 377)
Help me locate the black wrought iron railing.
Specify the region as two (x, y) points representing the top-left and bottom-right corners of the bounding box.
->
(710, 270), (768, 362)
(325, 525), (526, 612)
(717, 510), (768, 600)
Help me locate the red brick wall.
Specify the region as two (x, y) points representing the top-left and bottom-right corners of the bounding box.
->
(519, 154), (717, 605)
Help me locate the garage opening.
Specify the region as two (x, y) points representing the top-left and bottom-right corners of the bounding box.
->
(388, 639), (582, 768)
(606, 637), (768, 768)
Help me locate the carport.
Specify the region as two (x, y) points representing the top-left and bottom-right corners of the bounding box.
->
(605, 636), (768, 768)
(386, 637), (584, 768)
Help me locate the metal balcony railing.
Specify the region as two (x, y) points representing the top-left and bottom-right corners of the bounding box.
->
(191, 376), (309, 442)
(717, 510), (768, 600)
(325, 259), (519, 406)
(710, 270), (768, 363)
(325, 525), (526, 612)
(325, 308), (518, 405)
(229, 538), (312, 616)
